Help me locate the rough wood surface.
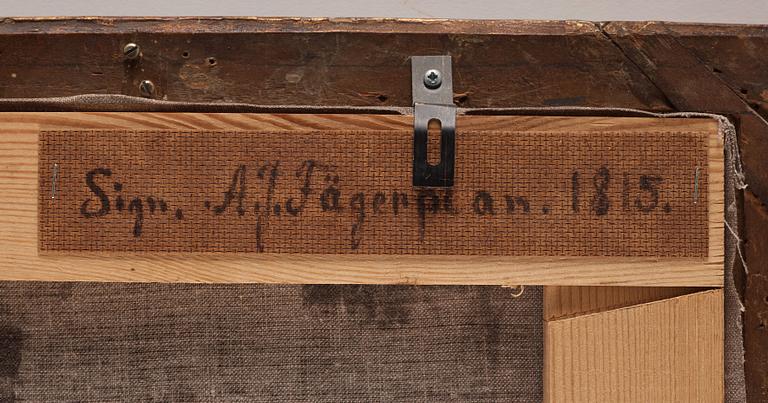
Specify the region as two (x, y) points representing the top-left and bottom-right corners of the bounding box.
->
(744, 191), (768, 400)
(0, 18), (671, 110)
(544, 289), (724, 403)
(606, 22), (768, 122)
(0, 17), (599, 34)
(1, 112), (723, 286)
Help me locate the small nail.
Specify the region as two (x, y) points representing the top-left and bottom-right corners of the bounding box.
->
(693, 167), (700, 204)
(51, 163), (59, 199)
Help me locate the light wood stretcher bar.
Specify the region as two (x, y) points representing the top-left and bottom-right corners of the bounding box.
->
(0, 112), (723, 286)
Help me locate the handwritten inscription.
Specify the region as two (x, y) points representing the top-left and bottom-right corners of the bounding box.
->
(78, 160), (674, 251)
(80, 168), (184, 237)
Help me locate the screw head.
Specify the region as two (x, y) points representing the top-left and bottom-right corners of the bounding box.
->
(423, 69), (442, 89)
(123, 43), (141, 60)
(138, 80), (155, 98)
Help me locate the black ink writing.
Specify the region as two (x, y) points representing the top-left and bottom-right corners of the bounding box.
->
(592, 166), (610, 216)
(320, 174), (342, 212)
(212, 164), (247, 216)
(77, 162), (675, 246)
(636, 175), (663, 213)
(286, 160), (316, 216)
(571, 170), (579, 213)
(128, 197), (143, 237)
(417, 189), (440, 241)
(473, 191), (495, 216)
(505, 196), (530, 213)
(80, 168), (112, 218)
(350, 192), (366, 249)
(392, 192), (408, 215)
(79, 168), (180, 237)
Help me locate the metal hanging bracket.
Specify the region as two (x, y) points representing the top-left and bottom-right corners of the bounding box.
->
(411, 56), (456, 187)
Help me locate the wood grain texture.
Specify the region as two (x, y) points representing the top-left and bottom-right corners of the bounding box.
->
(544, 289), (724, 403)
(0, 17), (599, 34)
(617, 28), (768, 398)
(607, 22), (768, 124)
(0, 112), (723, 285)
(709, 127), (725, 261)
(0, 18), (671, 110)
(744, 191), (768, 401)
(604, 24), (757, 401)
(543, 286), (704, 320)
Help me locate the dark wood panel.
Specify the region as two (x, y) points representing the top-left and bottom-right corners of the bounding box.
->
(605, 22), (768, 121)
(0, 17), (630, 34)
(744, 192), (768, 402)
(0, 19), (671, 110)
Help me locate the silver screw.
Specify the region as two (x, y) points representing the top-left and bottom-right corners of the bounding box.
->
(139, 80), (155, 98)
(423, 69), (442, 89)
(123, 43), (141, 60)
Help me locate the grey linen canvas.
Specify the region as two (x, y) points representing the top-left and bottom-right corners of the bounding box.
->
(0, 283), (543, 402)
